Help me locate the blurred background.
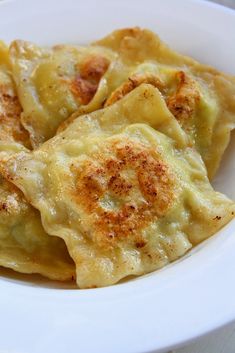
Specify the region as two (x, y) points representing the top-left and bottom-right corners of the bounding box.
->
(210, 0), (235, 8)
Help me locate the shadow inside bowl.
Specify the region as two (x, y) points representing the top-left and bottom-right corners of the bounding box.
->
(0, 267), (77, 289)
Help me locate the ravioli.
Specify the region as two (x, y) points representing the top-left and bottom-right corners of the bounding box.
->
(0, 42), (30, 148)
(91, 27), (235, 179)
(0, 42), (75, 280)
(9, 40), (116, 147)
(2, 87), (234, 288)
(0, 175), (75, 280)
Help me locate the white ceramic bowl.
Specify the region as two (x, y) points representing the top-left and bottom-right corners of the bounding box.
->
(0, 1), (234, 352)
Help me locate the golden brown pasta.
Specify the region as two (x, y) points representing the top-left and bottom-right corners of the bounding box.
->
(0, 41), (30, 148)
(92, 27), (235, 179)
(0, 42), (75, 280)
(0, 28), (234, 288)
(9, 40), (116, 147)
(2, 87), (234, 288)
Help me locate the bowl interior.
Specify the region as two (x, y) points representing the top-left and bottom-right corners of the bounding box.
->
(0, 1), (234, 353)
(0, 0), (234, 289)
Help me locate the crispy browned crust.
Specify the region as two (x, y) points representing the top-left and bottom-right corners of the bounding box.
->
(166, 71), (200, 124)
(79, 55), (110, 83)
(72, 139), (177, 249)
(104, 73), (164, 107)
(0, 83), (30, 148)
(0, 176), (27, 214)
(70, 55), (110, 105)
(70, 77), (98, 105)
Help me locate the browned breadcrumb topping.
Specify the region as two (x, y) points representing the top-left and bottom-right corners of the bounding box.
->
(0, 84), (30, 147)
(70, 55), (110, 105)
(72, 139), (177, 249)
(0, 176), (28, 217)
(0, 202), (7, 211)
(70, 78), (97, 105)
(80, 55), (110, 83)
(118, 27), (141, 39)
(166, 71), (200, 123)
(213, 215), (222, 220)
(104, 73), (164, 107)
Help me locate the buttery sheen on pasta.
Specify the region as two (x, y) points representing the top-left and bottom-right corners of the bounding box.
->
(0, 42), (75, 280)
(91, 28), (235, 179)
(0, 28), (234, 288)
(0, 175), (75, 280)
(2, 87), (234, 288)
(9, 40), (116, 147)
(0, 42), (30, 148)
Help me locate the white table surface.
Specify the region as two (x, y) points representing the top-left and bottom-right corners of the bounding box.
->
(173, 322), (235, 353)
(172, 3), (235, 353)
(210, 0), (235, 9)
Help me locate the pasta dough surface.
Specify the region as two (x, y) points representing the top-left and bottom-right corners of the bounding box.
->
(10, 40), (116, 147)
(2, 87), (234, 287)
(91, 28), (235, 178)
(0, 42), (75, 280)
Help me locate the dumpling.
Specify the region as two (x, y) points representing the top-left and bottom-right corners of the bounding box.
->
(9, 40), (116, 147)
(0, 175), (75, 280)
(2, 86), (234, 288)
(0, 42), (75, 280)
(91, 27), (235, 179)
(0, 41), (30, 148)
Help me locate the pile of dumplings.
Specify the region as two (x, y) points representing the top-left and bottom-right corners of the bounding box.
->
(0, 27), (234, 288)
